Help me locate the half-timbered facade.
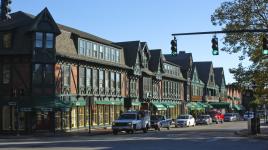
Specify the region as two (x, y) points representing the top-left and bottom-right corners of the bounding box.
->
(194, 62), (218, 102)
(190, 64), (205, 103)
(0, 8), (128, 133)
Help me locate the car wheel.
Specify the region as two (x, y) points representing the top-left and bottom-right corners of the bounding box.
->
(113, 130), (118, 135)
(130, 130), (134, 134)
(167, 126), (170, 130)
(143, 127), (148, 133)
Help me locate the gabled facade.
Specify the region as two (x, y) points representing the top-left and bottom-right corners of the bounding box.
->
(194, 62), (218, 102)
(165, 51), (193, 102)
(214, 67), (227, 101)
(0, 8), (128, 132)
(190, 64), (205, 102)
(149, 49), (185, 119)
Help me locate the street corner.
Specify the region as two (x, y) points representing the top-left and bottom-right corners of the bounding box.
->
(234, 129), (249, 137)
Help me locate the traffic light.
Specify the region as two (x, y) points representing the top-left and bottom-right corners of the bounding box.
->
(211, 36), (219, 55)
(171, 37), (177, 56)
(262, 36), (268, 56)
(1, 0), (12, 20)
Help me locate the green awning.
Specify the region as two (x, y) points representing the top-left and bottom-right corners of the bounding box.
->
(74, 97), (86, 106)
(132, 102), (141, 106)
(186, 102), (204, 111)
(152, 103), (167, 111)
(162, 103), (176, 108)
(209, 102), (231, 109)
(196, 102), (213, 109)
(234, 97), (241, 101)
(232, 104), (245, 111)
(95, 100), (123, 105)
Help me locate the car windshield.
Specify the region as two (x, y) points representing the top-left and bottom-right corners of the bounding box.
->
(199, 115), (209, 119)
(244, 112), (254, 115)
(177, 115), (189, 119)
(118, 114), (136, 120)
(225, 113), (233, 116)
(151, 115), (162, 120)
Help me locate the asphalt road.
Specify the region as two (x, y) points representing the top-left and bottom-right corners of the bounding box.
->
(0, 121), (267, 150)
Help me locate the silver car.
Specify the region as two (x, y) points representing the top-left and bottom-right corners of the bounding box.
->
(224, 113), (237, 122)
(196, 115), (212, 125)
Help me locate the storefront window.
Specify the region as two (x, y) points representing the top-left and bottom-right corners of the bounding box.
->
(55, 111), (61, 129)
(104, 105), (109, 125)
(98, 105), (104, 125)
(71, 108), (77, 128)
(78, 107), (85, 127)
(92, 104), (97, 126)
(62, 111), (70, 129)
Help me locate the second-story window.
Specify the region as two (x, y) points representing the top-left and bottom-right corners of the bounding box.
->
(99, 70), (104, 90)
(2, 64), (10, 84)
(44, 64), (53, 84)
(110, 72), (115, 92)
(93, 69), (98, 89)
(86, 68), (91, 87)
(79, 67), (85, 88)
(33, 64), (42, 85)
(116, 73), (121, 94)
(3, 33), (12, 49)
(105, 71), (109, 90)
(35, 32), (43, 48)
(45, 33), (54, 48)
(63, 65), (70, 86)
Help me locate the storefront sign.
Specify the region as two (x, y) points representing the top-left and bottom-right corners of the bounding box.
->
(8, 102), (17, 106)
(20, 108), (32, 112)
(41, 108), (53, 112)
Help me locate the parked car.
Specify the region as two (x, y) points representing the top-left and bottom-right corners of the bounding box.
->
(196, 115), (212, 125)
(243, 111), (254, 120)
(209, 111), (224, 124)
(150, 115), (172, 131)
(112, 110), (150, 135)
(175, 114), (195, 127)
(224, 113), (237, 122)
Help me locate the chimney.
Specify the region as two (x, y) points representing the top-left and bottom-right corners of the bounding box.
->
(1, 0), (12, 21)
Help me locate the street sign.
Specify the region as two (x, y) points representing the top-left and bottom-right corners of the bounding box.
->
(8, 102), (16, 106)
(41, 107), (53, 112)
(20, 107), (32, 112)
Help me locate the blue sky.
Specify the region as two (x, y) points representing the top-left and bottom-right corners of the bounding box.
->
(12, 0), (250, 84)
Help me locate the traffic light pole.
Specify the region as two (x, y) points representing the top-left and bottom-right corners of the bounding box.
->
(172, 29), (268, 36)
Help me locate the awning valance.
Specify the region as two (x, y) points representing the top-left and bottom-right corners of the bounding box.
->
(152, 103), (167, 111)
(209, 102), (231, 109)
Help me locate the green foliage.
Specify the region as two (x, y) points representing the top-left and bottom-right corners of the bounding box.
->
(212, 0), (268, 92)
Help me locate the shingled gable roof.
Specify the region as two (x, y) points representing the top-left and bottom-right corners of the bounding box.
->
(194, 61), (213, 84)
(114, 41), (141, 67)
(149, 49), (165, 72)
(28, 7), (61, 35)
(214, 67), (225, 87)
(164, 51), (192, 70)
(0, 8), (122, 51)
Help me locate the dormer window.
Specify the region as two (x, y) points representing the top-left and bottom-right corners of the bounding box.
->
(35, 32), (43, 48)
(35, 32), (54, 48)
(45, 33), (54, 48)
(3, 33), (12, 49)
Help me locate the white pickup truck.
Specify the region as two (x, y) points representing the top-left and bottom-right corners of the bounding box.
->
(112, 110), (150, 135)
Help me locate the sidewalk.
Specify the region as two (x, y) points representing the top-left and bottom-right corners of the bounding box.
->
(0, 128), (112, 139)
(235, 122), (268, 140)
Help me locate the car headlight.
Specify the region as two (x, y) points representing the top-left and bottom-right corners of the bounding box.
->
(128, 122), (132, 126)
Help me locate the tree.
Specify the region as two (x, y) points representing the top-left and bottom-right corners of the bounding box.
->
(211, 0), (268, 92)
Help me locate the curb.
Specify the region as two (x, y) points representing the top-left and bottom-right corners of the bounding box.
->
(234, 130), (268, 140)
(0, 130), (112, 139)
